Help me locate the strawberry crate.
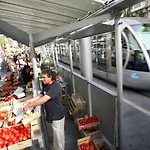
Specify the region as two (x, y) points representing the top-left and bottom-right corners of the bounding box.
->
(96, 141), (111, 150)
(77, 116), (100, 130)
(77, 136), (98, 150)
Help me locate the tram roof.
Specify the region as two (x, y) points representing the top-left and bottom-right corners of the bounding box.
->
(0, 0), (145, 47)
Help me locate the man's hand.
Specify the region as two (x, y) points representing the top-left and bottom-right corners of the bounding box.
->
(23, 100), (31, 112)
(23, 103), (30, 112)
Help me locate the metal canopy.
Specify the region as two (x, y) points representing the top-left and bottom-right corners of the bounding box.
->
(32, 13), (111, 47)
(0, 0), (146, 47)
(68, 23), (114, 40)
(0, 19), (29, 45)
(32, 0), (145, 47)
(0, 0), (102, 34)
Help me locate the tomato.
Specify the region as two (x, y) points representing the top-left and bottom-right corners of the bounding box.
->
(0, 144), (4, 148)
(80, 143), (87, 150)
(19, 124), (24, 130)
(89, 140), (94, 146)
(79, 119), (86, 125)
(7, 141), (13, 146)
(4, 135), (9, 140)
(27, 134), (31, 139)
(87, 145), (94, 150)
(22, 136), (27, 141)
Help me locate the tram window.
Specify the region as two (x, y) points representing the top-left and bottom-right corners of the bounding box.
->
(96, 35), (107, 71)
(111, 33), (128, 67)
(124, 28), (149, 72)
(57, 45), (61, 61)
(132, 23), (150, 58)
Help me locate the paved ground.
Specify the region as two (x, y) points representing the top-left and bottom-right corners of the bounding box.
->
(46, 105), (80, 150)
(58, 57), (150, 150)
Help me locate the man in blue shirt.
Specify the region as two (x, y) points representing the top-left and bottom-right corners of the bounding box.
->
(24, 69), (65, 150)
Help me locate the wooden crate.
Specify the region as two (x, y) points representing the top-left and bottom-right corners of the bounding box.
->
(31, 119), (41, 140)
(77, 136), (98, 150)
(0, 147), (7, 150)
(71, 93), (86, 108)
(96, 141), (111, 150)
(7, 139), (32, 150)
(81, 126), (102, 139)
(77, 116), (100, 130)
(68, 97), (86, 119)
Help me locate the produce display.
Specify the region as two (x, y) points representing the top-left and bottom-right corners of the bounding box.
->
(0, 110), (8, 122)
(78, 116), (99, 130)
(77, 114), (111, 150)
(0, 123), (31, 149)
(79, 140), (95, 150)
(78, 136), (97, 150)
(3, 95), (18, 102)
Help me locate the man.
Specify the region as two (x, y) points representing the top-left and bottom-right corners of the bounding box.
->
(24, 69), (65, 150)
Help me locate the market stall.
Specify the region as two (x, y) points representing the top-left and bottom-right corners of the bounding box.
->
(0, 72), (47, 150)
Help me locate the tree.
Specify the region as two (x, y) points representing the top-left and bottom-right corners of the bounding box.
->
(0, 35), (7, 54)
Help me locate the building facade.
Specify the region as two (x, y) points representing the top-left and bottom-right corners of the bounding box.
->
(130, 0), (150, 18)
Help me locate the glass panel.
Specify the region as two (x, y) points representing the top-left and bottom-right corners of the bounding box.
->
(96, 35), (107, 71)
(111, 32), (128, 67)
(124, 28), (149, 72)
(132, 23), (150, 57)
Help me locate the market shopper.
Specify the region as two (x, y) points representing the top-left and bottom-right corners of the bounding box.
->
(19, 65), (33, 86)
(23, 69), (65, 150)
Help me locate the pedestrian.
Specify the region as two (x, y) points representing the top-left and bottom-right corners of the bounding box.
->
(19, 65), (33, 86)
(23, 69), (65, 150)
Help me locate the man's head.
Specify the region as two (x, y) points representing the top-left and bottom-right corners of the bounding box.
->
(42, 69), (56, 84)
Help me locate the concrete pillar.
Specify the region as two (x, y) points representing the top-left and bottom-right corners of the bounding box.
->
(29, 34), (40, 96)
(79, 37), (93, 81)
(79, 37), (93, 116)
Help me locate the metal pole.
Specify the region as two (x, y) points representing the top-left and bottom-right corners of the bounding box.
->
(68, 40), (76, 93)
(29, 34), (40, 96)
(54, 43), (59, 69)
(87, 82), (92, 116)
(115, 18), (123, 150)
(51, 43), (57, 69)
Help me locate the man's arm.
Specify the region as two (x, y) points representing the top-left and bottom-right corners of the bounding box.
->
(24, 95), (51, 112)
(24, 95), (42, 105)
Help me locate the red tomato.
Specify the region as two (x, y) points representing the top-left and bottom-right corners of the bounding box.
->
(80, 143), (87, 150)
(7, 141), (13, 146)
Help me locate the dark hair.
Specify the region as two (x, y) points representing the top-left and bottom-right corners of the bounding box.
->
(21, 65), (31, 75)
(42, 69), (56, 81)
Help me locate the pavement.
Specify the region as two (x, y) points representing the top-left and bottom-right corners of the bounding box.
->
(58, 57), (150, 150)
